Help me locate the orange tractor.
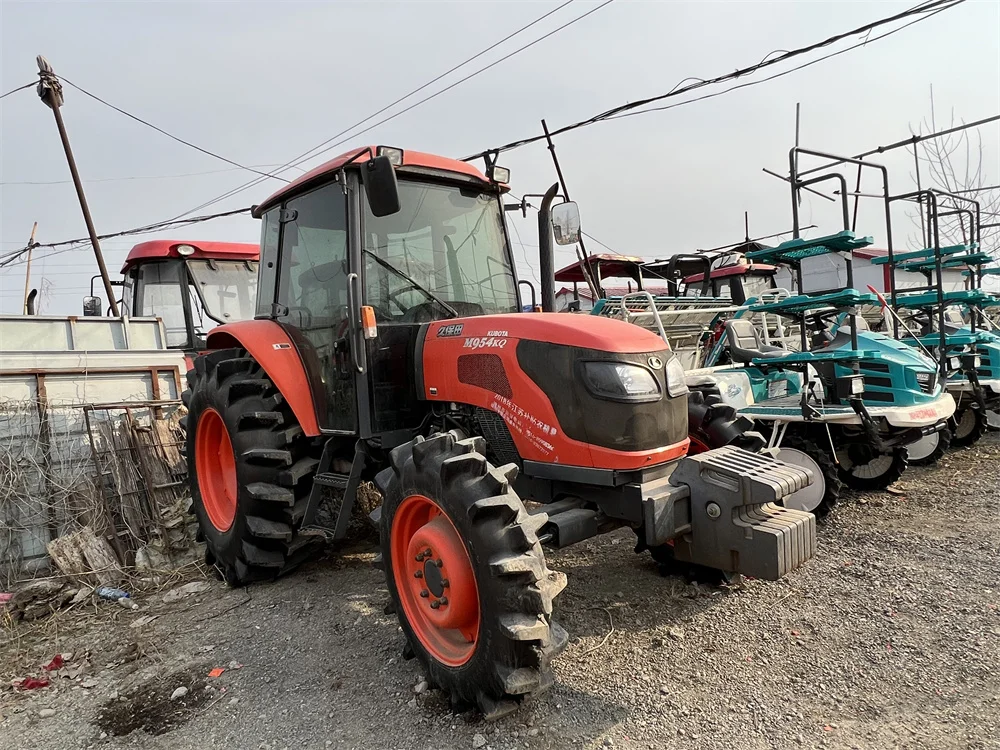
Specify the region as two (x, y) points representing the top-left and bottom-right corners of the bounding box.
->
(182, 145), (816, 716)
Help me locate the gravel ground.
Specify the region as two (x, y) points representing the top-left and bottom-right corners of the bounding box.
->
(2, 435), (999, 750)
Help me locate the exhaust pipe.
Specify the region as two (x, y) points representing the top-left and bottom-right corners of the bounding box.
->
(536, 183), (559, 313)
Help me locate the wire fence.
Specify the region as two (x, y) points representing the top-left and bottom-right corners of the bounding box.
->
(0, 399), (191, 588)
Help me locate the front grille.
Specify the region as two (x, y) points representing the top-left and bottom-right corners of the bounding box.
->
(473, 407), (522, 466)
(458, 353), (513, 398)
(916, 371), (937, 394)
(863, 375), (893, 389)
(863, 361), (891, 373)
(864, 390), (894, 403)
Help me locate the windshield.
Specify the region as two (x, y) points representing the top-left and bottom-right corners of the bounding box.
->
(187, 259), (258, 325)
(363, 180), (519, 322)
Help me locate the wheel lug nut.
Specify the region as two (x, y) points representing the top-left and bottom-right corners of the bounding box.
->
(415, 553), (424, 562)
(430, 600), (440, 609)
(441, 579), (449, 588)
(435, 559), (443, 567)
(423, 548), (432, 557)
(439, 597), (448, 606)
(420, 590), (429, 598)
(414, 570), (423, 579)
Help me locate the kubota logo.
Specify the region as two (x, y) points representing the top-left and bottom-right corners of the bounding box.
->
(463, 336), (507, 350)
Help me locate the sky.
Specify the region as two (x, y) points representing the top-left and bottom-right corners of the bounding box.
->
(1, 0), (998, 315)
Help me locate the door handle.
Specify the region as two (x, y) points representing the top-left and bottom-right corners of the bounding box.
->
(346, 273), (365, 374)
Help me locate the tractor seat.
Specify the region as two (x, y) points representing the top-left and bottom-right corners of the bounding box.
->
(725, 319), (787, 365)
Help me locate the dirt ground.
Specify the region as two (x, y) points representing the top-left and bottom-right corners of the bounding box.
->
(2, 435), (999, 750)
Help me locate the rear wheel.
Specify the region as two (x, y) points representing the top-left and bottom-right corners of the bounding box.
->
(377, 432), (568, 719)
(951, 404), (988, 447)
(182, 349), (324, 585)
(907, 428), (951, 467)
(836, 444), (907, 492)
(775, 434), (840, 519)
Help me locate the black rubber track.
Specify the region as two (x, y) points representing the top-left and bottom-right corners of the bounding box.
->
(951, 403), (989, 448)
(907, 427), (952, 467)
(686, 384), (766, 453)
(181, 348), (324, 585)
(836, 445), (908, 492)
(777, 433), (841, 519)
(376, 431), (568, 720)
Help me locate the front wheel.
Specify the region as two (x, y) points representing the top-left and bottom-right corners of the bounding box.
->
(835, 443), (907, 492)
(377, 432), (568, 719)
(775, 434), (841, 519)
(907, 428), (951, 467)
(951, 404), (988, 448)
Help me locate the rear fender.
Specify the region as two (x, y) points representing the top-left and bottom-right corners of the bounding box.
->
(206, 321), (321, 436)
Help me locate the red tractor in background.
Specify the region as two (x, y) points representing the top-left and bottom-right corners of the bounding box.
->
(84, 239), (260, 366)
(181, 145), (817, 717)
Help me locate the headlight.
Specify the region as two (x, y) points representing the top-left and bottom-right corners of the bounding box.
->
(664, 356), (689, 398)
(949, 356), (961, 371)
(581, 361), (661, 402)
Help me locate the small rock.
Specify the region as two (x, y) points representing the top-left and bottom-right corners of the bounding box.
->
(414, 680), (428, 694)
(528, 728), (539, 737)
(229, 698), (240, 705)
(659, 685), (670, 695)
(604, 738), (614, 747)
(81, 678), (98, 689)
(38, 709), (55, 719)
(170, 686), (189, 701)
(407, 697), (417, 708)
(99, 732), (107, 739)
(472, 733), (487, 748)
(668, 627), (685, 641)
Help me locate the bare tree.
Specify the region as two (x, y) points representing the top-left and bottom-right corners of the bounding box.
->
(908, 86), (1000, 254)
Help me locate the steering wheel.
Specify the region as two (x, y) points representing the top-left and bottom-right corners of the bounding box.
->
(387, 284), (422, 314)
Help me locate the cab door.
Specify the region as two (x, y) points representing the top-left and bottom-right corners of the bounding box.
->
(272, 180), (358, 434)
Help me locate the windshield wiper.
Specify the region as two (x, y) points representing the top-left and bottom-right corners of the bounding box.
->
(363, 249), (459, 318)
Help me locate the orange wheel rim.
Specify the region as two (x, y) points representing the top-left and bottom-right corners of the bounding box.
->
(195, 408), (238, 532)
(688, 436), (710, 455)
(391, 494), (480, 667)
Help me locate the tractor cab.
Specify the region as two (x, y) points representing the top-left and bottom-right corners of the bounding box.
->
(117, 240), (259, 351)
(677, 256), (779, 304)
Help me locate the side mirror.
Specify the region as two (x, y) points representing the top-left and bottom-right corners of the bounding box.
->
(551, 201), (581, 246)
(362, 156), (401, 217)
(82, 296), (102, 316)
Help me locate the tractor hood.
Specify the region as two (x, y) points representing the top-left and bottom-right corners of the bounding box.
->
(419, 313), (688, 471)
(422, 313), (668, 354)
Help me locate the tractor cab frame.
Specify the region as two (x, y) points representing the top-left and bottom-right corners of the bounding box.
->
(113, 240), (259, 352)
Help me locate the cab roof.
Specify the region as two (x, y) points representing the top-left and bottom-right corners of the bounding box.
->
(254, 146), (493, 217)
(554, 254), (647, 283)
(121, 240), (259, 273)
(681, 262), (777, 285)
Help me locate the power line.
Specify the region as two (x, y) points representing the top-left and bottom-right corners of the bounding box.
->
(0, 163), (302, 186)
(0, 206), (251, 268)
(0, 81), (34, 99)
(161, 0), (614, 223)
(57, 76), (290, 183)
(603, 4), (961, 124)
(463, 0), (966, 161)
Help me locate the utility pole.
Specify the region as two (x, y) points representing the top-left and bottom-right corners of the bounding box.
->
(36, 56), (120, 316)
(22, 221), (38, 314)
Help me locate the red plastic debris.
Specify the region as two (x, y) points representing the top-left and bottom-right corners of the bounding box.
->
(42, 655), (64, 672)
(790, 630), (800, 637)
(207, 668), (225, 678)
(0, 593), (12, 605)
(15, 677), (50, 690)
